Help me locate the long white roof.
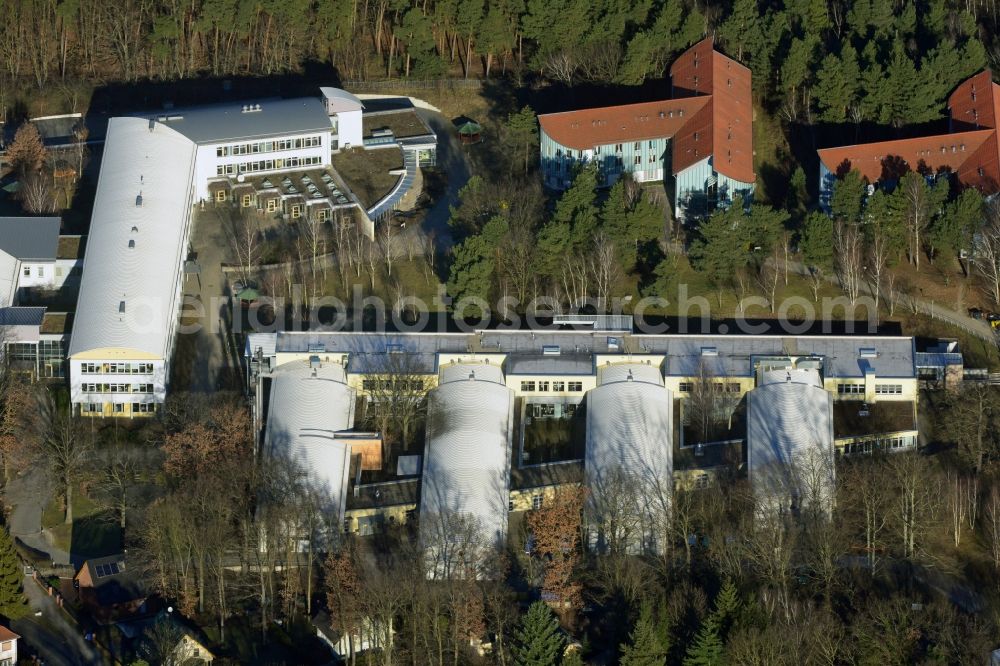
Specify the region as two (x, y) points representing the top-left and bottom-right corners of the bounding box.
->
(264, 361), (356, 520)
(68, 117), (197, 358)
(747, 369), (835, 511)
(586, 364), (673, 500)
(420, 364), (513, 553)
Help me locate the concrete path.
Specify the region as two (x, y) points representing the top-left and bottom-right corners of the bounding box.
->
(13, 575), (103, 666)
(780, 258), (997, 344)
(5, 467), (71, 566)
(415, 108), (471, 252)
(181, 210), (239, 393)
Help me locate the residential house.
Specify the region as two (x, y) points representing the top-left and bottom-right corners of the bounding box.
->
(73, 554), (148, 624)
(167, 633), (214, 665)
(817, 70), (1000, 207)
(539, 38), (755, 220)
(0, 626), (18, 665)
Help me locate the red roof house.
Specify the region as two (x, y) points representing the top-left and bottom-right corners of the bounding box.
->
(817, 70), (1000, 201)
(538, 38), (755, 220)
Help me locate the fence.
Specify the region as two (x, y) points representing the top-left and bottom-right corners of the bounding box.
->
(342, 78), (485, 91)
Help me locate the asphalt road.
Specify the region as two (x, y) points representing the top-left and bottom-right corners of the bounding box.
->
(12, 575), (102, 666)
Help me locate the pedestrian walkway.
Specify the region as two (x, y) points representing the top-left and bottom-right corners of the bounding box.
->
(5, 467), (71, 566)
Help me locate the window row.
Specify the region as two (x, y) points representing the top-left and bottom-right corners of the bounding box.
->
(215, 135), (322, 157)
(79, 362), (154, 374)
(81, 383), (155, 394)
(520, 381), (583, 392)
(875, 384), (903, 395)
(842, 436), (912, 455)
(526, 403), (578, 418)
(677, 382), (740, 393)
(837, 383), (865, 394)
(215, 155), (323, 177)
(81, 402), (156, 414)
(362, 379), (425, 392)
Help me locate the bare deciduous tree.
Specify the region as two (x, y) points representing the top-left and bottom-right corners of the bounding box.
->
(834, 220), (864, 305)
(20, 173), (54, 214)
(226, 210), (262, 288)
(35, 393), (90, 525)
(974, 201), (1000, 307)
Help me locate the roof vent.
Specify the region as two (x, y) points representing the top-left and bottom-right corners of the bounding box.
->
(131, 225), (138, 233)
(542, 345), (561, 356)
(309, 355), (321, 369)
(626, 369), (634, 381)
(700, 347), (718, 357)
(469, 369), (476, 381)
(118, 301), (126, 314)
(148, 118), (155, 131)
(859, 348), (877, 359)
(128, 239), (135, 249)
(659, 111), (665, 118)
(241, 105), (248, 112)
(255, 103), (261, 111)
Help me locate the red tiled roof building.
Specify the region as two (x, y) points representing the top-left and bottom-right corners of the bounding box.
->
(538, 38), (755, 221)
(817, 70), (1000, 206)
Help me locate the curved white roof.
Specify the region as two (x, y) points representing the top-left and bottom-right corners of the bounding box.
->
(760, 368), (822, 388)
(68, 117), (197, 358)
(420, 365), (513, 557)
(747, 369), (834, 513)
(320, 87), (365, 113)
(586, 368), (673, 551)
(438, 361), (504, 386)
(264, 361), (356, 519)
(598, 362), (663, 386)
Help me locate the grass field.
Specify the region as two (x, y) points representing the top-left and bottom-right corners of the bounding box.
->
(330, 147), (403, 208)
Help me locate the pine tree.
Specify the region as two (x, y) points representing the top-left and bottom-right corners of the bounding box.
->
(619, 603), (670, 666)
(0, 527), (26, 619)
(553, 163), (599, 250)
(682, 616), (724, 666)
(800, 212), (834, 273)
(512, 602), (565, 666)
(504, 106), (539, 176)
(710, 579), (741, 636)
(561, 649), (585, 666)
(830, 171), (866, 224)
(786, 166), (808, 216)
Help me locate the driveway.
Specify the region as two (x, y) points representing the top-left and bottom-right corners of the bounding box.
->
(5, 467), (71, 566)
(178, 210), (241, 393)
(415, 108), (472, 252)
(12, 575), (103, 666)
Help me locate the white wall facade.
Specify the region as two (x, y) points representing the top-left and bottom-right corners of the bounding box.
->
(70, 358), (167, 417)
(193, 131), (333, 201)
(335, 109), (363, 149)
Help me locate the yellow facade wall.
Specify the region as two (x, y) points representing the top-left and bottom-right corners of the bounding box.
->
(71, 348), (162, 361)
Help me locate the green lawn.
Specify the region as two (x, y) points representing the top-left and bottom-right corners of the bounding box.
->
(330, 147), (403, 209)
(41, 485), (122, 558)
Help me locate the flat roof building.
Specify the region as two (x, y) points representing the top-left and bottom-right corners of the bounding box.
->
(69, 87), (434, 416)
